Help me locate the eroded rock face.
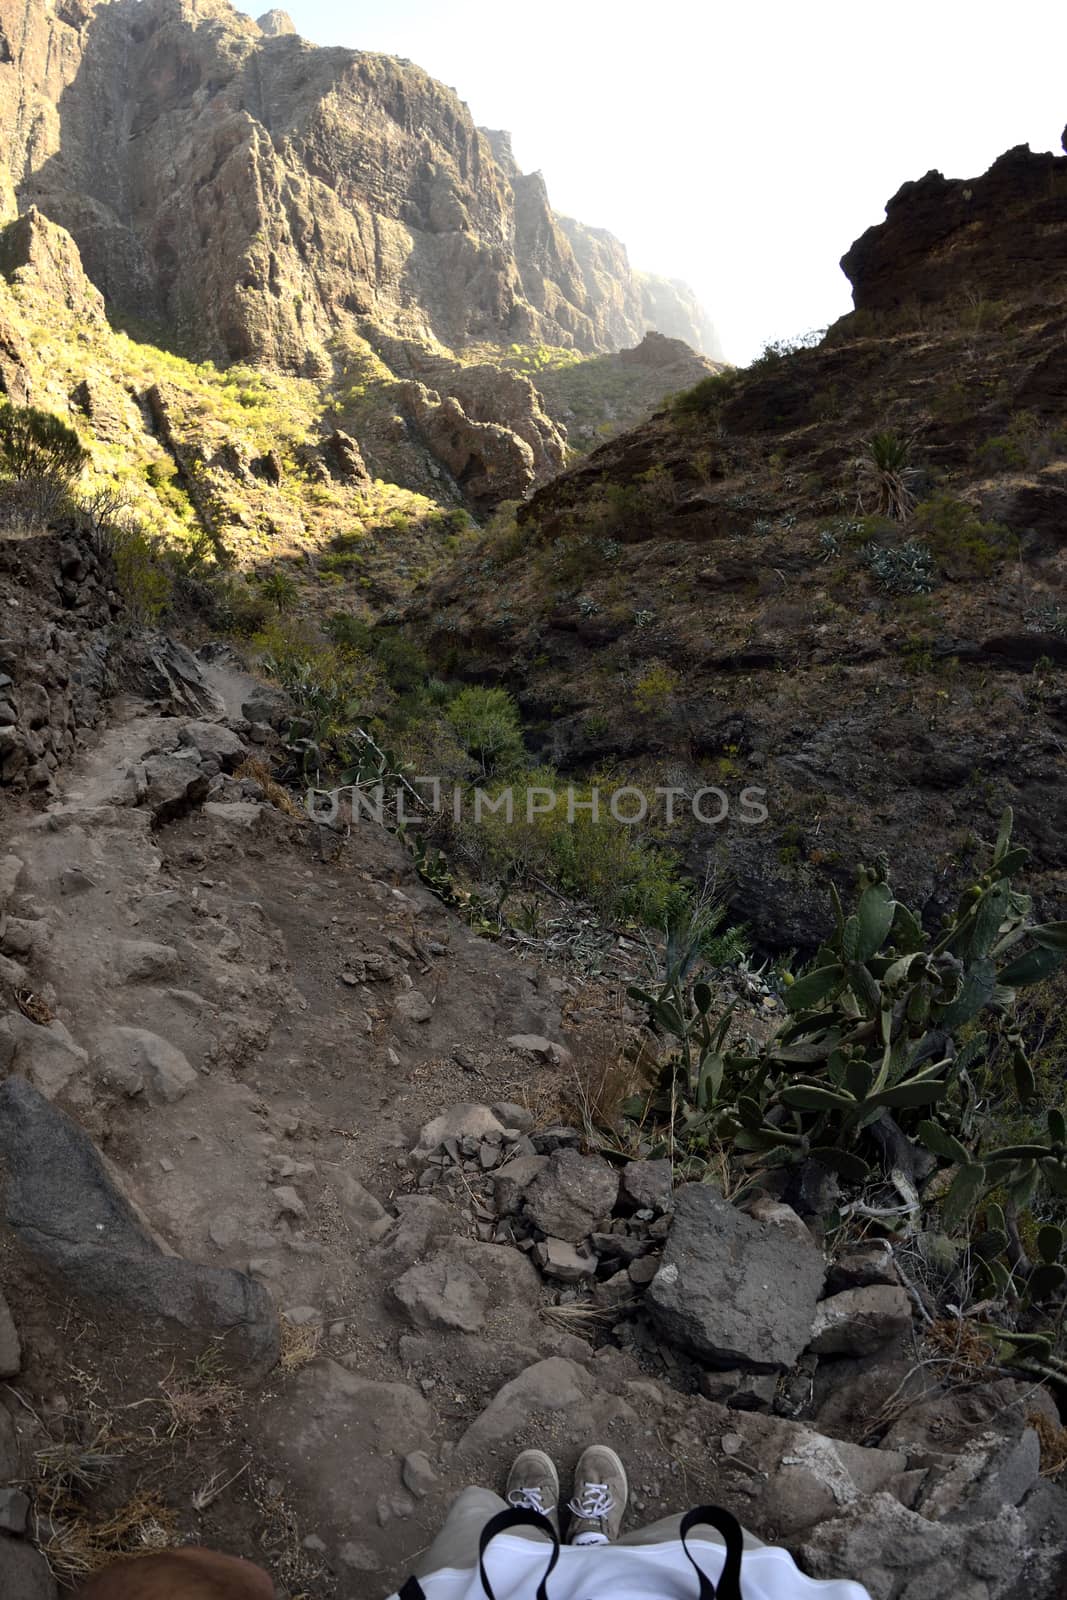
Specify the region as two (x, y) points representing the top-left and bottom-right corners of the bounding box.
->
(0, 0), (717, 368)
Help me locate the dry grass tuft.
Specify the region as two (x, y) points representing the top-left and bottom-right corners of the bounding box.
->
(38, 1491), (178, 1581)
(279, 1316), (321, 1373)
(33, 1430), (177, 1582)
(925, 1316), (997, 1381)
(234, 755), (302, 817)
(561, 1016), (644, 1144)
(1030, 1410), (1067, 1478)
(540, 1302), (633, 1343)
(158, 1347), (240, 1437)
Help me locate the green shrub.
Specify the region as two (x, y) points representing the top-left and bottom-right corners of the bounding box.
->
(460, 767), (689, 927)
(913, 493), (1015, 580)
(672, 372), (736, 417)
(446, 686), (525, 775)
(109, 521), (173, 622)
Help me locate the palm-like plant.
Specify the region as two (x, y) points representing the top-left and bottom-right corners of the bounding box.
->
(855, 430), (918, 520)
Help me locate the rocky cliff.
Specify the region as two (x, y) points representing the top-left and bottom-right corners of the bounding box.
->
(0, 0), (719, 371)
(842, 128), (1067, 315)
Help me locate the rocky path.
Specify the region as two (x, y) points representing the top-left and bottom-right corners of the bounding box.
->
(1, 657), (1067, 1599)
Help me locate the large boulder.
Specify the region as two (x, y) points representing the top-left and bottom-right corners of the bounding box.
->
(0, 1078), (278, 1377)
(647, 1184), (825, 1369)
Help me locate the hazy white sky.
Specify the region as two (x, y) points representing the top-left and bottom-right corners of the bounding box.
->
(277, 0), (1067, 363)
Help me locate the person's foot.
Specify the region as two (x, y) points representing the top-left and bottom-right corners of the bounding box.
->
(567, 1445), (628, 1545)
(506, 1449), (561, 1535)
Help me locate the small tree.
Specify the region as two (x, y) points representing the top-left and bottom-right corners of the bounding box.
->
(0, 402), (88, 523)
(0, 402), (87, 484)
(446, 686), (525, 775)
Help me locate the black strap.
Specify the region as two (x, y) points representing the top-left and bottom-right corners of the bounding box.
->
(679, 1505), (745, 1600)
(399, 1580), (426, 1600)
(479, 1507), (560, 1600)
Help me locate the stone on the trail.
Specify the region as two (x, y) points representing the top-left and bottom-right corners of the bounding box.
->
(523, 1148), (620, 1243)
(394, 990), (433, 1024)
(241, 685), (291, 728)
(0, 1013), (88, 1102)
(799, 1487), (1035, 1600)
(0, 854), (23, 914)
(412, 1104), (507, 1161)
(202, 800), (264, 829)
(825, 1245), (899, 1295)
(401, 1449), (438, 1499)
(0, 1488), (29, 1534)
(331, 1171), (393, 1241)
(627, 1254), (660, 1286)
(647, 1183), (825, 1369)
(0, 1077), (278, 1377)
(257, 1360), (434, 1554)
(127, 634), (225, 720)
(0, 916), (47, 959)
(97, 1026), (198, 1105)
(699, 1369), (778, 1411)
(491, 1101), (535, 1134)
(619, 1159), (673, 1215)
(594, 1269), (634, 1310)
(531, 1126), (583, 1155)
(534, 1237), (597, 1282)
(0, 1289), (20, 1376)
(142, 752), (210, 823)
(283, 1306), (323, 1327)
(111, 939), (179, 983)
(390, 1253), (488, 1332)
(0, 1536), (56, 1600)
(506, 1033), (570, 1064)
(457, 1357), (633, 1457)
(339, 1542), (382, 1572)
(272, 1185), (307, 1220)
(373, 1195), (454, 1270)
(178, 719), (247, 771)
(745, 1196), (814, 1249)
(809, 1285), (912, 1357)
(0, 1405), (18, 1479)
(492, 1154), (549, 1216)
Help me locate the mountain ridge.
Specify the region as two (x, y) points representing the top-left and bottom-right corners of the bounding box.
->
(0, 0), (720, 370)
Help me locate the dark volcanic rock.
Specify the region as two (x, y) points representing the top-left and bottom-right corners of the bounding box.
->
(842, 137), (1067, 314)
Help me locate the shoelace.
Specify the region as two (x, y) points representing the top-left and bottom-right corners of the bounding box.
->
(508, 1486), (556, 1515)
(568, 1483), (615, 1522)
